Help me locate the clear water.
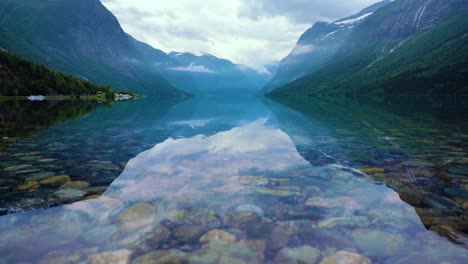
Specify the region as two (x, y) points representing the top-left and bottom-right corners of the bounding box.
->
(0, 96), (467, 263)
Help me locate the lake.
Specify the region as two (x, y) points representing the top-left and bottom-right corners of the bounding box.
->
(0, 95), (467, 263)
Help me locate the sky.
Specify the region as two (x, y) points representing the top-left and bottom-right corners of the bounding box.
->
(101, 0), (380, 68)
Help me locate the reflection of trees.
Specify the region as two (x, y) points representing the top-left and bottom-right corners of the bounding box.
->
(266, 96), (468, 245)
(0, 100), (110, 139)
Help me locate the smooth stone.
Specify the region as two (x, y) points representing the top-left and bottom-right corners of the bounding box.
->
(40, 175), (71, 186)
(319, 251), (371, 264)
(26, 172), (56, 181)
(173, 224), (206, 243)
(132, 250), (186, 264)
(54, 188), (87, 201)
(352, 228), (403, 256)
(200, 229), (236, 244)
(273, 246), (321, 264)
(38, 158), (56, 162)
(269, 220), (313, 250)
(60, 181), (90, 189)
(253, 187), (301, 197)
(117, 203), (155, 231)
(306, 197), (340, 209)
(123, 225), (170, 253)
(84, 195), (101, 200)
(359, 168), (385, 174)
(4, 164), (32, 171)
(225, 211), (260, 229)
(236, 204), (264, 217)
(87, 249), (133, 264)
(237, 239), (266, 263)
(188, 242), (259, 264)
(316, 216), (369, 229)
(16, 181), (40, 190)
(18, 156), (41, 161)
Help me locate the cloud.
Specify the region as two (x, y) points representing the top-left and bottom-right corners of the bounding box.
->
(101, 0), (381, 67)
(168, 63), (215, 73)
(290, 44), (316, 56)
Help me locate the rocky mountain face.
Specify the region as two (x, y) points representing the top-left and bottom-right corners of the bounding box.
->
(263, 0), (392, 92)
(268, 0), (468, 98)
(0, 0), (185, 97)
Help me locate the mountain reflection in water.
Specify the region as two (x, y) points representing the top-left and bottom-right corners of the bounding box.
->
(0, 96), (467, 263)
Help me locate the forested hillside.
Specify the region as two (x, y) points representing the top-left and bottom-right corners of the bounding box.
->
(0, 50), (112, 97)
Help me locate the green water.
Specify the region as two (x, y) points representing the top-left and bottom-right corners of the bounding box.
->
(0, 96), (467, 263)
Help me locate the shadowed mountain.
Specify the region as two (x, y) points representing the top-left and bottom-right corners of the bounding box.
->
(0, 0), (186, 98)
(263, 0), (392, 92)
(268, 0), (468, 97)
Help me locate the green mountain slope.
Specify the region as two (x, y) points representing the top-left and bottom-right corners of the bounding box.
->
(0, 0), (185, 98)
(0, 50), (113, 97)
(269, 0), (468, 98)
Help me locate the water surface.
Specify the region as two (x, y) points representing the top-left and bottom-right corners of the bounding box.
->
(0, 96), (467, 263)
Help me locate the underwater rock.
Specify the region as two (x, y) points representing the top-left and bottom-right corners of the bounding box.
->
(25, 172), (56, 181)
(16, 181), (40, 190)
(60, 181), (90, 189)
(87, 249), (133, 264)
(316, 216), (369, 229)
(53, 188), (87, 201)
(236, 204), (264, 217)
(319, 251), (371, 264)
(121, 225), (170, 254)
(188, 242), (259, 264)
(200, 229), (237, 244)
(173, 224), (206, 243)
(352, 228), (403, 257)
(224, 210), (261, 230)
(3, 164), (32, 171)
(359, 168), (385, 174)
(269, 220), (313, 250)
(39, 175), (71, 186)
(132, 250), (187, 264)
(306, 197), (340, 209)
(252, 187), (301, 197)
(273, 245), (321, 264)
(117, 203), (156, 231)
(238, 239), (266, 263)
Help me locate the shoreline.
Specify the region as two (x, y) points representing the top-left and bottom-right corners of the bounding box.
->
(0, 93), (137, 102)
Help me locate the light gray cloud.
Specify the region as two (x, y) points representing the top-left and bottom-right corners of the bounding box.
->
(101, 0), (380, 68)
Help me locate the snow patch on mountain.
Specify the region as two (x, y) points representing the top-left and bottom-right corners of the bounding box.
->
(335, 12), (374, 25)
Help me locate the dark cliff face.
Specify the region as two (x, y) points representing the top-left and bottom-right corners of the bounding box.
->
(0, 0), (184, 97)
(263, 0), (392, 92)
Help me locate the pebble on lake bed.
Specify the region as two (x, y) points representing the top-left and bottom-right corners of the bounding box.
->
(87, 249), (133, 264)
(39, 175), (71, 186)
(200, 229), (237, 244)
(319, 251), (371, 264)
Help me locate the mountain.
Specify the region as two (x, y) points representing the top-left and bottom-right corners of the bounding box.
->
(263, 0), (392, 92)
(268, 0), (468, 98)
(166, 52), (264, 94)
(0, 0), (185, 98)
(127, 33), (274, 95)
(0, 50), (112, 97)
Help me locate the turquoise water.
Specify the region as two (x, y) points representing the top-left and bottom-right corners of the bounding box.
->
(0, 96), (467, 263)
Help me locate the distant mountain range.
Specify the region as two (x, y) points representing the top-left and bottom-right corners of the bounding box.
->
(0, 0), (272, 97)
(128, 33), (276, 95)
(267, 0), (468, 97)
